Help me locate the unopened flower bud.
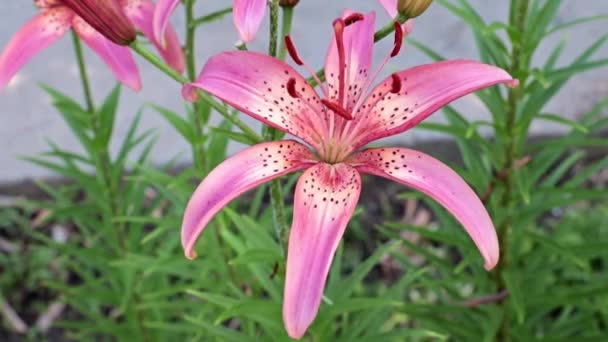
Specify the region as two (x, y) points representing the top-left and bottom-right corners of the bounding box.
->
(61, 0), (136, 45)
(279, 0), (300, 8)
(398, 0), (433, 18)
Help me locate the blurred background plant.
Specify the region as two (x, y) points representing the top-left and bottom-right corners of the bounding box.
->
(0, 0), (607, 341)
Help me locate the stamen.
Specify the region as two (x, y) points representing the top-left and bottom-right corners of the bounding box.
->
(344, 13), (364, 26)
(349, 21), (405, 114)
(332, 18), (346, 107)
(321, 99), (353, 120)
(284, 35), (303, 66)
(391, 21), (403, 57)
(286, 78), (298, 98)
(390, 74), (402, 94)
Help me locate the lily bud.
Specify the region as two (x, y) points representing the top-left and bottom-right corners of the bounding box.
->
(279, 0), (300, 7)
(398, 0), (433, 18)
(61, 0), (136, 45)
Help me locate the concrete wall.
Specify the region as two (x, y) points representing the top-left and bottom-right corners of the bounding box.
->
(0, 1), (606, 183)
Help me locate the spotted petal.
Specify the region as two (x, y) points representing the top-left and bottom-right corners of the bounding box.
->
(122, 0), (185, 73)
(183, 51), (328, 149)
(233, 0), (266, 43)
(152, 0), (180, 47)
(0, 8), (72, 90)
(284, 163), (361, 339)
(72, 16), (142, 91)
(347, 60), (517, 149)
(352, 147), (499, 270)
(182, 140), (315, 259)
(325, 11), (376, 111)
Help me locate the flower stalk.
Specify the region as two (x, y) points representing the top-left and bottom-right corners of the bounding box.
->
(71, 32), (123, 252)
(495, 0), (529, 340)
(71, 31), (94, 113)
(267, 0), (290, 248)
(185, 0), (207, 172)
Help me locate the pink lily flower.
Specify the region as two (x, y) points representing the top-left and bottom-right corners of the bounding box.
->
(154, 0), (409, 46)
(154, 0), (266, 44)
(181, 11), (516, 339)
(0, 0), (185, 92)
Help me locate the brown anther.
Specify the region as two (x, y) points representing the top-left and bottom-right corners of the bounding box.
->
(344, 13), (365, 26)
(390, 74), (402, 93)
(284, 35), (303, 66)
(321, 99), (353, 120)
(286, 78), (298, 98)
(391, 21), (404, 57)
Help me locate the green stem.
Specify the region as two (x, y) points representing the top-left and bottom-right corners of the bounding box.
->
(278, 6), (294, 61)
(185, 0), (207, 172)
(496, 1), (528, 341)
(72, 32), (123, 252)
(71, 31), (95, 112)
(129, 41), (263, 143)
(306, 14), (409, 86)
(268, 0), (280, 57)
(131, 40), (188, 83)
(265, 0), (289, 250)
(191, 7), (232, 28)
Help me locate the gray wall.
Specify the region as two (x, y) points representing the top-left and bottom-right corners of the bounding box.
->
(0, 1), (606, 183)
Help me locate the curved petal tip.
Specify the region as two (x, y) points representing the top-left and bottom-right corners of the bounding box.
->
(507, 78), (520, 88)
(181, 83), (199, 102)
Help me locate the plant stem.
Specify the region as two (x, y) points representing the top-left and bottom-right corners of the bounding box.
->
(496, 1), (528, 341)
(278, 6), (294, 60)
(71, 32), (121, 247)
(266, 0), (289, 250)
(268, 0), (280, 57)
(185, 0), (207, 172)
(131, 40), (188, 83)
(129, 41), (263, 143)
(71, 31), (95, 112)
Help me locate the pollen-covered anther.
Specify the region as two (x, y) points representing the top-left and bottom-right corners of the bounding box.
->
(285, 35), (303, 66)
(321, 99), (353, 120)
(390, 74), (402, 94)
(343, 13), (364, 26)
(391, 21), (404, 58)
(286, 78), (298, 98)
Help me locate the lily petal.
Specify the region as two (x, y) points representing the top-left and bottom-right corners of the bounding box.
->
(378, 0), (398, 17)
(152, 0), (180, 47)
(233, 0), (266, 43)
(352, 147), (499, 270)
(325, 11), (376, 111)
(349, 60), (517, 149)
(72, 16), (142, 91)
(0, 8), (72, 90)
(182, 140), (315, 259)
(183, 51), (327, 148)
(284, 163), (361, 339)
(123, 0), (185, 73)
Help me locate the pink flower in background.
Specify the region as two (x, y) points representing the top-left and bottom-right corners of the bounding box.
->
(181, 11), (516, 339)
(155, 0), (410, 45)
(0, 0), (185, 92)
(154, 0), (266, 44)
